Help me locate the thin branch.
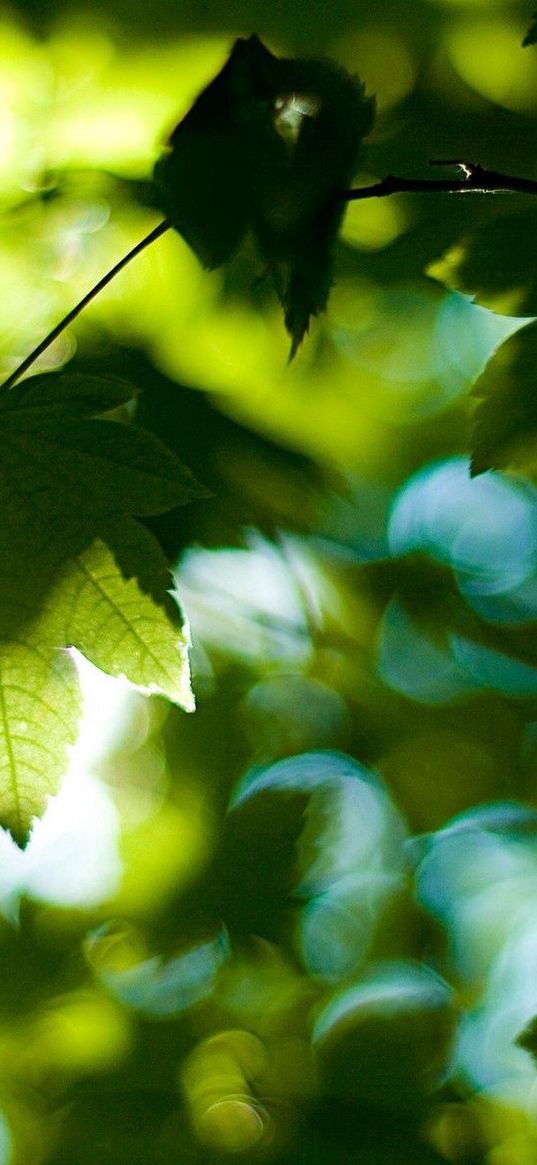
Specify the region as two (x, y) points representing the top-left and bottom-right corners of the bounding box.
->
(341, 161), (537, 202)
(1, 218), (171, 391)
(4, 160), (537, 392)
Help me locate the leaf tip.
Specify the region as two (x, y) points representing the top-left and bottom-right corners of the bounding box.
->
(516, 1016), (537, 1062)
(523, 14), (537, 46)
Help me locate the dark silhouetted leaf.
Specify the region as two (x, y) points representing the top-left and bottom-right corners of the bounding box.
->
(154, 35), (375, 354)
(3, 371), (136, 415)
(523, 12), (537, 46)
(154, 36), (285, 269)
(0, 642), (80, 845)
(516, 1015), (537, 1060)
(254, 56), (375, 356)
(0, 371), (201, 524)
(470, 321), (537, 475)
(428, 210), (537, 316)
(73, 346), (325, 556)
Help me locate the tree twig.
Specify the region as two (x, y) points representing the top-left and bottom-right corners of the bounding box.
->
(4, 160), (537, 391)
(340, 160), (537, 201)
(1, 218), (171, 391)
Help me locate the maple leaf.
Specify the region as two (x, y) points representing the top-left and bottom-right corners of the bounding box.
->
(0, 372), (201, 843)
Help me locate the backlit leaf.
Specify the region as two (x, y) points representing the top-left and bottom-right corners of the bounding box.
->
(0, 643), (80, 845)
(516, 1015), (537, 1060)
(39, 523), (193, 708)
(0, 371), (200, 841)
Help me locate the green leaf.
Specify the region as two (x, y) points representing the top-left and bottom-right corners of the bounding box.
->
(0, 642), (80, 846)
(428, 210), (537, 316)
(153, 36), (283, 270)
(0, 370), (202, 641)
(470, 321), (537, 475)
(154, 35), (375, 355)
(0, 371), (199, 842)
(254, 56), (375, 356)
(39, 522), (193, 708)
(0, 373), (201, 524)
(0, 372), (137, 416)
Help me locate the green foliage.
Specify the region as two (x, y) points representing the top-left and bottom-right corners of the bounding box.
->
(428, 211), (537, 476)
(5, 9), (537, 1165)
(0, 372), (200, 841)
(0, 644), (80, 846)
(470, 321), (537, 475)
(154, 35), (375, 354)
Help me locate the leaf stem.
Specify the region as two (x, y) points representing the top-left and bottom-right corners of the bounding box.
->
(1, 218), (171, 391)
(341, 161), (537, 202)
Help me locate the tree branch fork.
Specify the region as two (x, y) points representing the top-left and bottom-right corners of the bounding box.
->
(3, 161), (537, 391)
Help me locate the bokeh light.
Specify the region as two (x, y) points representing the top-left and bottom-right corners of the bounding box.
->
(331, 288), (524, 424)
(176, 533), (319, 668)
(377, 596), (480, 704)
(231, 751), (407, 894)
(333, 27), (416, 112)
(87, 923), (229, 1016)
(413, 803), (537, 1113)
(313, 961), (457, 1109)
(446, 17), (537, 113)
(389, 457), (537, 620)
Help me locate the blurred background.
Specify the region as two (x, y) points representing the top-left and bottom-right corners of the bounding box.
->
(2, 0), (537, 1161)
